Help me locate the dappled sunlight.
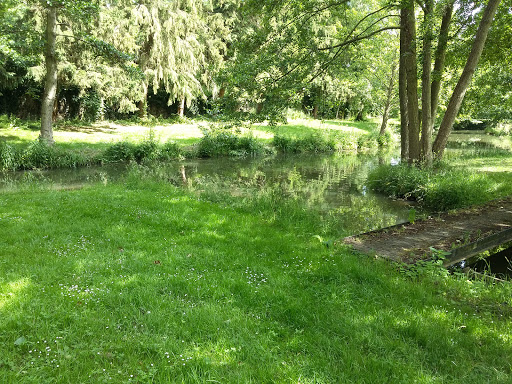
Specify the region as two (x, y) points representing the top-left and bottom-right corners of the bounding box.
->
(52, 121), (204, 144)
(0, 278), (31, 311)
(448, 132), (512, 151)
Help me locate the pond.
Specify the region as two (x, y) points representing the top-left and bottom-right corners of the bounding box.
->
(3, 149), (511, 278)
(0, 152), (415, 238)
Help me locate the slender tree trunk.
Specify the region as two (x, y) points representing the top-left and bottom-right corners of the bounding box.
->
(137, 33), (153, 119)
(335, 102), (341, 119)
(138, 82), (148, 118)
(312, 104), (319, 119)
(99, 98), (105, 120)
(399, 11), (409, 161)
(402, 0), (420, 163)
(218, 87), (225, 98)
(420, 0), (433, 165)
(137, 101), (145, 118)
(380, 57), (398, 136)
(177, 97), (185, 117)
(433, 0), (502, 158)
(430, 2), (453, 128)
(40, 6), (57, 145)
(256, 102), (264, 114)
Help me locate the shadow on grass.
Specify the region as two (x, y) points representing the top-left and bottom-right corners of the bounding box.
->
(54, 124), (117, 134)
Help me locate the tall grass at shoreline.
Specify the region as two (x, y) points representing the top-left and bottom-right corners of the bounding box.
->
(368, 161), (512, 211)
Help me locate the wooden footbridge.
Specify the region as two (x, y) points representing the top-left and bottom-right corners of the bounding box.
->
(344, 197), (512, 267)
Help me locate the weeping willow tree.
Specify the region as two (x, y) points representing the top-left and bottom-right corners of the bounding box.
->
(125, 0), (227, 117)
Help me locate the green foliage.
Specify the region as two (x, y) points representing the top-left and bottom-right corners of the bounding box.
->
(102, 138), (182, 163)
(157, 140), (182, 160)
(102, 141), (137, 162)
(273, 133), (335, 153)
(197, 126), (265, 157)
(485, 121), (512, 137)
(397, 248), (450, 280)
(13, 139), (89, 169)
(377, 131), (394, 147)
(78, 90), (103, 121)
(368, 164), (497, 211)
(0, 140), (16, 171)
(423, 173), (494, 212)
(453, 119), (489, 131)
(272, 131), (386, 154)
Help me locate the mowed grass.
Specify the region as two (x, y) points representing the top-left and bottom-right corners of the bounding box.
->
(0, 116), (382, 153)
(250, 118), (384, 142)
(1, 169), (512, 383)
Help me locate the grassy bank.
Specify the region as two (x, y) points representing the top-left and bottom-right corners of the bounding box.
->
(368, 147), (512, 211)
(1, 166), (512, 383)
(0, 116), (393, 171)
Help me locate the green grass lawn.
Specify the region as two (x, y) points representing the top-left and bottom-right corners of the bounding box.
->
(1, 166), (512, 383)
(250, 118), (380, 141)
(0, 115), (383, 152)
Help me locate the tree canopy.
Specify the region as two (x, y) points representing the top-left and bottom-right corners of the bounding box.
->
(0, 0), (510, 157)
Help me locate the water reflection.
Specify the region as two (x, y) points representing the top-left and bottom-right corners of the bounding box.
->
(0, 153), (415, 236)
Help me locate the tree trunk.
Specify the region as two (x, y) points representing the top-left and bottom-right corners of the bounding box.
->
(399, 11), (409, 161)
(40, 6), (57, 145)
(138, 82), (148, 118)
(379, 57), (398, 136)
(312, 104), (319, 119)
(430, 2), (453, 128)
(218, 87), (225, 98)
(177, 97), (185, 117)
(433, 0), (502, 158)
(256, 102), (264, 114)
(420, 0), (433, 165)
(99, 97), (105, 120)
(402, 0), (420, 163)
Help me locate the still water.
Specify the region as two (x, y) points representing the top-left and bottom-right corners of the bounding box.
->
(0, 152), (414, 237)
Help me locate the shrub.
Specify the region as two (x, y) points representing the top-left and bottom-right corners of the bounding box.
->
(133, 139), (158, 162)
(19, 139), (59, 169)
(16, 140), (90, 169)
(453, 119), (488, 131)
(368, 164), (428, 201)
(423, 172), (493, 211)
(103, 141), (137, 162)
(357, 134), (378, 149)
(272, 133), (335, 153)
(377, 131), (393, 147)
(103, 138), (165, 163)
(157, 141), (182, 160)
(197, 127), (264, 157)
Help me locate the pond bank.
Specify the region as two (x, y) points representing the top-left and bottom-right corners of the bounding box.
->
(344, 196), (512, 267)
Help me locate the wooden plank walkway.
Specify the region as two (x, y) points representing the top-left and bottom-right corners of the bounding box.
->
(344, 197), (512, 265)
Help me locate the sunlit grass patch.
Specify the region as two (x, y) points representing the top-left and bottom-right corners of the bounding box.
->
(447, 131), (512, 151)
(252, 118), (373, 139)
